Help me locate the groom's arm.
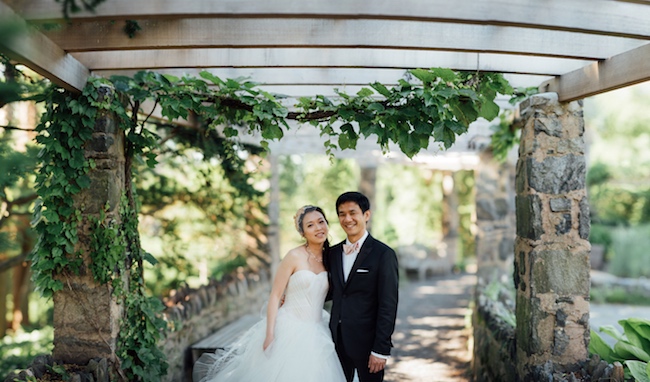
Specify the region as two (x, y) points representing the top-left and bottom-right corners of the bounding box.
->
(372, 246), (399, 356)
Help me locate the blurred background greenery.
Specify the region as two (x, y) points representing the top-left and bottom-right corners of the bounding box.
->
(584, 84), (650, 280)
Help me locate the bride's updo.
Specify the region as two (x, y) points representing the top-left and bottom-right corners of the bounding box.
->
(293, 205), (331, 271)
(293, 205), (329, 235)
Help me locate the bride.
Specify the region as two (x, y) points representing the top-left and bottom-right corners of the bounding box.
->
(193, 205), (346, 382)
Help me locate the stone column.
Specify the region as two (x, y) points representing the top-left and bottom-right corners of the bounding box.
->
(474, 151), (516, 283)
(441, 171), (460, 267)
(53, 85), (126, 364)
(513, 94), (590, 380)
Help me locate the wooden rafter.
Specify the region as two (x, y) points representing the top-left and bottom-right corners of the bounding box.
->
(0, 1), (89, 91)
(41, 19), (646, 61)
(16, 0), (650, 40)
(1, 0), (649, 100)
(541, 42), (650, 102)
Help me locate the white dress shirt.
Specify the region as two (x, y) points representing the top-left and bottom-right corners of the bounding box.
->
(342, 230), (368, 282)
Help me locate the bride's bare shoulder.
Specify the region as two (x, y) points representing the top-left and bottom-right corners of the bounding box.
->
(285, 246), (307, 259)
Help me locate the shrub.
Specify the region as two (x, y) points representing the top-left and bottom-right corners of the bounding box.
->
(590, 318), (650, 381)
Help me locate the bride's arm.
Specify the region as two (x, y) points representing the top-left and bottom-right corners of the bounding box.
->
(264, 252), (297, 350)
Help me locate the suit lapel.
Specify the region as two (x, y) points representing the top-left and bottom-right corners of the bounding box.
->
(332, 242), (346, 288)
(344, 235), (373, 289)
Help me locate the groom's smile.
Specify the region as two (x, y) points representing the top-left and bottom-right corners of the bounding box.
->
(337, 201), (371, 243)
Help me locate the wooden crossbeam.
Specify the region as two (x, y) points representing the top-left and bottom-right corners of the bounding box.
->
(80, 49), (591, 78)
(42, 19), (645, 61)
(540, 42), (650, 102)
(16, 0), (650, 40)
(0, 2), (89, 92)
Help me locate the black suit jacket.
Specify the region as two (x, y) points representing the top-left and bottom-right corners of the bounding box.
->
(328, 234), (399, 358)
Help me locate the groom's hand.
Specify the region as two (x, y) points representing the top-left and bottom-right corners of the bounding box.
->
(368, 355), (386, 373)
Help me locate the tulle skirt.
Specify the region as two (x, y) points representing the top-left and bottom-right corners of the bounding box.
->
(193, 309), (346, 382)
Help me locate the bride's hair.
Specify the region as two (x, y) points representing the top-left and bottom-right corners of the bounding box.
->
(293, 205), (331, 272)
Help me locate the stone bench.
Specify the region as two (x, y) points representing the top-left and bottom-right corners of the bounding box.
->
(397, 244), (451, 280)
(190, 314), (260, 363)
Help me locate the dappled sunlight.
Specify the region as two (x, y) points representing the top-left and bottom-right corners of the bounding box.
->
(386, 273), (475, 382)
(407, 315), (465, 328)
(414, 284), (469, 296)
(389, 356), (467, 382)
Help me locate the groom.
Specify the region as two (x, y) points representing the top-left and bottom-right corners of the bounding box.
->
(328, 191), (399, 382)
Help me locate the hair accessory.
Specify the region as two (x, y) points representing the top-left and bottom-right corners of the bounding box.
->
(293, 205), (316, 235)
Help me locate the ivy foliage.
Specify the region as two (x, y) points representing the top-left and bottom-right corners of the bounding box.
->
(30, 84), (100, 297)
(30, 77), (167, 381)
(110, 68), (513, 159)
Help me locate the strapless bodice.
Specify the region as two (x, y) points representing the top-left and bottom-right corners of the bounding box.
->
(280, 269), (328, 322)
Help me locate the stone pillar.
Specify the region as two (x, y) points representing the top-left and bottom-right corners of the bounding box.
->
(440, 171), (460, 266)
(513, 94), (590, 380)
(268, 154), (281, 275)
(474, 151), (516, 283)
(358, 163), (377, 230)
(53, 85), (126, 364)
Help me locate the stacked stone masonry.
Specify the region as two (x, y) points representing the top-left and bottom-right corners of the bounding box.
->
(513, 94), (591, 380)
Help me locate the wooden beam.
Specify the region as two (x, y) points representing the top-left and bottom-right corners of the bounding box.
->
(540, 42), (650, 102)
(78, 48), (591, 77)
(44, 19), (645, 61)
(93, 68), (552, 94)
(0, 2), (89, 92)
(15, 0), (650, 40)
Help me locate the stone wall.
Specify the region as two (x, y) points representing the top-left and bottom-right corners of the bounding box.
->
(471, 281), (625, 382)
(471, 284), (517, 382)
(160, 268), (272, 382)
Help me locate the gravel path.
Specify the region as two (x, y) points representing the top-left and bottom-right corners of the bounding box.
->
(384, 272), (475, 382)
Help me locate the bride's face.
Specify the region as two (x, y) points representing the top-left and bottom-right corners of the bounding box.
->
(302, 211), (329, 245)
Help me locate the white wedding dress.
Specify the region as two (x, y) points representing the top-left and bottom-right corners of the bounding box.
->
(193, 269), (346, 382)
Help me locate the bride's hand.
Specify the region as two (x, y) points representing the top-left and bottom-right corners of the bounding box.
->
(263, 335), (274, 351)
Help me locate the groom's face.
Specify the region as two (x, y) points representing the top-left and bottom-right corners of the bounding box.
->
(337, 201), (370, 242)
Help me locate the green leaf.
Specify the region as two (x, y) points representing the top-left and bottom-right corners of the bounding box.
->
(368, 102), (385, 112)
(370, 82), (391, 97)
(261, 124), (283, 140)
(626, 360), (650, 382)
(199, 71), (224, 86)
(410, 69), (437, 85)
(356, 88), (374, 98)
(589, 330), (616, 363)
(614, 340), (650, 362)
(338, 133), (353, 150)
(623, 318), (650, 350)
(143, 251), (158, 266)
(600, 325), (625, 342)
(479, 99), (500, 121)
(430, 67), (457, 83)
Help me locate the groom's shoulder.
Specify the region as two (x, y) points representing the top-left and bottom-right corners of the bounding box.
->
(368, 235), (395, 253)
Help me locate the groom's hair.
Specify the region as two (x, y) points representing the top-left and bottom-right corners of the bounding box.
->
(336, 191), (370, 213)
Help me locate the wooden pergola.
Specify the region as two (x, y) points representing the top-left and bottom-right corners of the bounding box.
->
(2, 0), (649, 102)
(1, 2), (649, 381)
(3, 0), (648, 164)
